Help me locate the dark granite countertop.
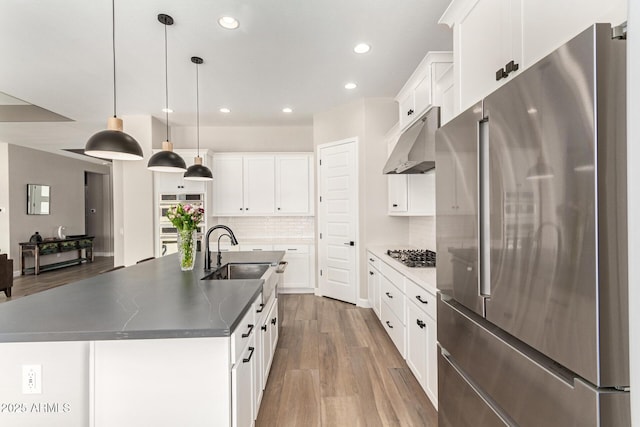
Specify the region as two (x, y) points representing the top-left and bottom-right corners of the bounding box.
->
(0, 250), (285, 343)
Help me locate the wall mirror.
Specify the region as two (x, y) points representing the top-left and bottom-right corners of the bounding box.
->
(27, 184), (50, 215)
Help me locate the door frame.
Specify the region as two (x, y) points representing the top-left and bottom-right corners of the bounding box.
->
(316, 137), (360, 304)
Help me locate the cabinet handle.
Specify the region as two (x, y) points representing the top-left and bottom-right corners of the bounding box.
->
(242, 346), (255, 363)
(369, 271), (374, 276)
(496, 68), (508, 81)
(386, 321), (394, 329)
(288, 248), (298, 251)
(240, 208), (243, 211)
(278, 207), (281, 210)
(385, 292), (393, 299)
(417, 319), (426, 329)
(256, 303), (265, 313)
(369, 258), (375, 262)
(261, 325), (267, 331)
(505, 60), (519, 74)
(271, 317), (277, 325)
(246, 207), (249, 211)
(416, 295), (429, 304)
(407, 109), (414, 116)
(392, 204), (398, 207)
(241, 324), (254, 338)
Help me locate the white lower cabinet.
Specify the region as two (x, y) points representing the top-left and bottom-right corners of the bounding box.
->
(407, 296), (438, 408)
(369, 248), (438, 409)
(274, 244), (314, 293)
(232, 333), (256, 427)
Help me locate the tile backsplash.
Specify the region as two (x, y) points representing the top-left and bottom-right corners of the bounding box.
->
(409, 217), (436, 250)
(210, 216), (315, 240)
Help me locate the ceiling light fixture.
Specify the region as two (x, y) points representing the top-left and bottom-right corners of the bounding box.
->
(345, 82), (357, 90)
(184, 57), (213, 182)
(354, 43), (371, 54)
(218, 16), (239, 30)
(220, 108), (230, 113)
(282, 107), (293, 113)
(84, 0), (143, 161)
(148, 14), (187, 173)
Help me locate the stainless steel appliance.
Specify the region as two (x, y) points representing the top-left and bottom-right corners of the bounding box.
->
(386, 249), (436, 268)
(435, 24), (630, 426)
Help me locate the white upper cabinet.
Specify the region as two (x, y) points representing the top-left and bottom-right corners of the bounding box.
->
(213, 153), (314, 217)
(387, 173), (435, 216)
(213, 155), (244, 216)
(440, 0), (627, 115)
(388, 175), (408, 213)
(153, 149), (213, 195)
(396, 51), (453, 131)
(243, 156), (276, 215)
(275, 155), (313, 215)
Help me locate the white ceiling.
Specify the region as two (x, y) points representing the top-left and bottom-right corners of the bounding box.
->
(0, 0), (452, 152)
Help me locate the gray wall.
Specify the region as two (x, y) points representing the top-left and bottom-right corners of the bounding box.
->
(8, 145), (110, 266)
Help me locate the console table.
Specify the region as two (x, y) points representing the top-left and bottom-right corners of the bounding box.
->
(19, 236), (94, 275)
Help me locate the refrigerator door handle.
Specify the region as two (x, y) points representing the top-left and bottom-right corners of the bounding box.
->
(478, 118), (491, 297)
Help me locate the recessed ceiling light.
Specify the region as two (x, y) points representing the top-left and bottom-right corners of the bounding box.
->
(345, 82), (357, 90)
(218, 16), (239, 30)
(527, 107), (538, 114)
(220, 108), (231, 113)
(282, 107), (293, 113)
(354, 43), (371, 54)
(162, 108), (173, 113)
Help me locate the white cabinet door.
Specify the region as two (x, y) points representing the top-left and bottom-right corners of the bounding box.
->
(274, 245), (312, 291)
(232, 334), (255, 427)
(368, 264), (381, 318)
(398, 92), (415, 130)
(244, 156), (276, 215)
(457, 0), (522, 111)
(268, 300), (278, 370)
(213, 156), (244, 215)
(407, 172), (435, 215)
(434, 64), (455, 125)
(276, 155), (312, 215)
(388, 175), (408, 213)
(407, 301), (428, 389)
(425, 313), (438, 407)
(413, 69), (432, 117)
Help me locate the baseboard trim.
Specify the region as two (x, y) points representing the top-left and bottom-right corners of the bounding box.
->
(13, 270), (20, 278)
(94, 252), (114, 257)
(278, 288), (315, 295)
(357, 298), (372, 309)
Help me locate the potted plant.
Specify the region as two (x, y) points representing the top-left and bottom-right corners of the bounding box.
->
(166, 203), (204, 271)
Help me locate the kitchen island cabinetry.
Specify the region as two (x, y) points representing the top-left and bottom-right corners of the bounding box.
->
(0, 251), (284, 427)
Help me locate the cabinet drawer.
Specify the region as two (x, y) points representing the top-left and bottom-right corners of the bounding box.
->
(239, 244), (274, 251)
(382, 300), (406, 358)
(406, 279), (436, 319)
(231, 298), (258, 364)
(367, 252), (381, 269)
(380, 275), (405, 324)
(273, 244), (309, 254)
(380, 261), (405, 292)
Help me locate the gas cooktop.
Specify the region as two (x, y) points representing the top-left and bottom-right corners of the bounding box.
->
(386, 249), (436, 268)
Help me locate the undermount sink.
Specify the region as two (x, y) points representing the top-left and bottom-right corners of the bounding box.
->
(202, 263), (271, 281)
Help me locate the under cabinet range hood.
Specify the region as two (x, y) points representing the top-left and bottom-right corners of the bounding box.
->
(383, 106), (440, 174)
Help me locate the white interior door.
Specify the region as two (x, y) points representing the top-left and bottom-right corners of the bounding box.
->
(318, 139), (358, 304)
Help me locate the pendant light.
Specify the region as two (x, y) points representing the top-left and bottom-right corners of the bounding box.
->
(184, 57), (213, 181)
(147, 13), (187, 173)
(84, 0), (143, 160)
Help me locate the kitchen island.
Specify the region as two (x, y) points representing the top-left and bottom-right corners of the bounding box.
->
(0, 250), (285, 427)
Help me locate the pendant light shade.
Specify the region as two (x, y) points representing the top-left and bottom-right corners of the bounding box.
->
(148, 13), (187, 173)
(84, 0), (143, 161)
(184, 56), (213, 181)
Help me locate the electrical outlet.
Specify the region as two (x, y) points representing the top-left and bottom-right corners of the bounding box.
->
(22, 365), (42, 394)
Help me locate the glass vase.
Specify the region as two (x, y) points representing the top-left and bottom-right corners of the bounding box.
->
(177, 229), (197, 271)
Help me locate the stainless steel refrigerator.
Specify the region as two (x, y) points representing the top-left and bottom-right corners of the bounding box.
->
(435, 24), (630, 426)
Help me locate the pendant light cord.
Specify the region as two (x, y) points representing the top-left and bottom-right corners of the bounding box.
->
(112, 0), (117, 118)
(196, 62), (200, 157)
(164, 21), (170, 142)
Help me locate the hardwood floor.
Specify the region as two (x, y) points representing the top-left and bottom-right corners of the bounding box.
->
(257, 294), (438, 427)
(0, 256), (114, 303)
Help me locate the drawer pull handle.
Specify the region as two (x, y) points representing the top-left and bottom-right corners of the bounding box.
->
(242, 324), (254, 338)
(417, 319), (426, 329)
(416, 295), (429, 304)
(386, 321), (393, 329)
(369, 271), (374, 276)
(243, 346), (255, 363)
(369, 258), (375, 262)
(256, 303), (265, 313)
(261, 325), (267, 331)
(271, 317), (277, 325)
(385, 292), (393, 299)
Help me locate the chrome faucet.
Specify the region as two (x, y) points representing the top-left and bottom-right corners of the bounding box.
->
(204, 225), (239, 270)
